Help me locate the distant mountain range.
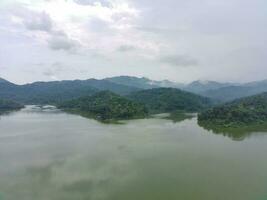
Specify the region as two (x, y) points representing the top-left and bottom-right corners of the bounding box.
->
(201, 80), (267, 102)
(184, 80), (234, 94)
(0, 76), (267, 104)
(105, 76), (235, 93)
(0, 78), (139, 104)
(106, 76), (267, 102)
(104, 76), (183, 89)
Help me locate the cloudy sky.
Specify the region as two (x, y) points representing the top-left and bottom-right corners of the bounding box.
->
(0, 0), (266, 84)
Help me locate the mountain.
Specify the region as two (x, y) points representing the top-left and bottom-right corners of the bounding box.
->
(244, 79), (267, 87)
(0, 78), (21, 101)
(58, 91), (148, 122)
(0, 79), (140, 104)
(202, 79), (267, 102)
(106, 77), (267, 102)
(183, 80), (233, 94)
(0, 99), (24, 113)
(82, 79), (139, 94)
(0, 77), (12, 84)
(104, 76), (184, 89)
(127, 88), (213, 113)
(198, 92), (267, 128)
(0, 77), (16, 89)
(1, 76), (267, 105)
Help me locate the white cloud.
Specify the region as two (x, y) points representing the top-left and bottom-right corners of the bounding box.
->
(117, 44), (136, 52)
(0, 0), (267, 83)
(48, 35), (79, 51)
(73, 0), (112, 7)
(160, 55), (198, 67)
(23, 11), (52, 32)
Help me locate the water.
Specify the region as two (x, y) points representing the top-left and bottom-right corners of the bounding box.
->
(0, 106), (267, 200)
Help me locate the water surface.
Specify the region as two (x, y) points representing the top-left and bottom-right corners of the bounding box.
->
(0, 106), (267, 200)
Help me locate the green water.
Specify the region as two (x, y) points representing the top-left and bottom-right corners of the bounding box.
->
(0, 106), (267, 200)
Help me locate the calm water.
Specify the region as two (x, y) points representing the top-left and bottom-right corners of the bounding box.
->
(0, 106), (267, 200)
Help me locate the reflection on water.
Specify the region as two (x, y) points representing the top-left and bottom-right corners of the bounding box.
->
(0, 106), (267, 200)
(198, 121), (267, 141)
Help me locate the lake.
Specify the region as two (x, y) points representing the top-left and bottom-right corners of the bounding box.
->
(0, 106), (267, 200)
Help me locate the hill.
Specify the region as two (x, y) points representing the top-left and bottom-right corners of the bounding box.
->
(0, 77), (13, 84)
(198, 92), (267, 128)
(1, 76), (267, 104)
(0, 99), (24, 113)
(58, 91), (148, 122)
(202, 79), (267, 102)
(0, 79), (140, 104)
(127, 88), (213, 113)
(184, 80), (233, 94)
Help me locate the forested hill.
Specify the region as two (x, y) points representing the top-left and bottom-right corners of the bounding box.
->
(0, 78), (140, 104)
(198, 92), (267, 127)
(58, 91), (148, 122)
(0, 99), (24, 113)
(127, 88), (213, 113)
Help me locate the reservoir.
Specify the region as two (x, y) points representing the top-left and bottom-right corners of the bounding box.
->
(0, 106), (267, 200)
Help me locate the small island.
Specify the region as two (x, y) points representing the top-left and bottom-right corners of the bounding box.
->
(0, 99), (24, 114)
(57, 88), (214, 123)
(58, 91), (148, 123)
(198, 92), (267, 136)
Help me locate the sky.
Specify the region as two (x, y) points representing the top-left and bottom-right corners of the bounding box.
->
(0, 0), (266, 84)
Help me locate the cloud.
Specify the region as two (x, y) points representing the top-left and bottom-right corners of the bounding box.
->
(8, 5), (53, 33)
(15, 8), (78, 52)
(73, 0), (112, 7)
(1, 0), (267, 84)
(135, 26), (165, 34)
(23, 11), (52, 32)
(42, 62), (65, 80)
(42, 69), (59, 80)
(48, 35), (79, 51)
(117, 45), (136, 52)
(0, 65), (8, 71)
(159, 55), (198, 67)
(88, 17), (111, 32)
(135, 26), (184, 35)
(6, 4), (80, 52)
(43, 69), (54, 77)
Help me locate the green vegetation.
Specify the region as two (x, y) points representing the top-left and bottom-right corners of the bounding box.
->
(58, 91), (148, 122)
(0, 99), (24, 114)
(164, 111), (195, 123)
(57, 88), (212, 123)
(127, 88), (213, 114)
(0, 78), (139, 104)
(198, 92), (267, 129)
